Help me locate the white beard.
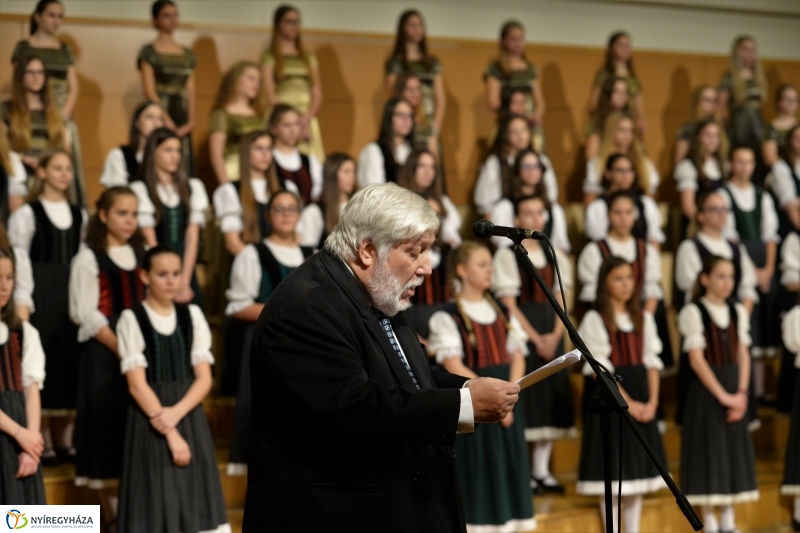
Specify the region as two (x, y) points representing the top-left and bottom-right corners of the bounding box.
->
(365, 258), (424, 317)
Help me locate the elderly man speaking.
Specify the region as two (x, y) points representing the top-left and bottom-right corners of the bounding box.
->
(242, 183), (520, 532)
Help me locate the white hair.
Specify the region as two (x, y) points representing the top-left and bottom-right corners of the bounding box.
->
(325, 183), (439, 262)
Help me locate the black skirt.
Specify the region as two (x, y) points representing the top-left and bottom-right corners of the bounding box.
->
(220, 316), (249, 397)
(0, 391), (46, 504)
(117, 379), (229, 533)
(577, 366), (668, 495)
(653, 299), (674, 369)
(680, 365), (759, 505)
(228, 323), (256, 474)
(744, 240), (781, 351)
(31, 263), (79, 412)
(518, 302), (576, 442)
(782, 369), (800, 495)
(74, 338), (128, 487)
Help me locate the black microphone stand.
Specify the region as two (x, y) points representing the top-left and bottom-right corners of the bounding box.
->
(503, 231), (702, 533)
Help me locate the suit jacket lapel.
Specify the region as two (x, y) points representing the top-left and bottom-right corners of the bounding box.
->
(321, 251), (421, 389)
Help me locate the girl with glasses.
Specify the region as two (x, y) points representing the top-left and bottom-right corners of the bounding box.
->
(358, 98), (415, 187)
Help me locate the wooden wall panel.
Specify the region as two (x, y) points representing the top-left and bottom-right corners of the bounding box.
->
(1, 14), (799, 208)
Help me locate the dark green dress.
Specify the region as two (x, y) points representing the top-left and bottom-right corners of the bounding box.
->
(138, 44), (197, 176)
(12, 40), (85, 207)
(385, 56), (441, 151)
(207, 109), (265, 183)
(485, 59), (545, 152)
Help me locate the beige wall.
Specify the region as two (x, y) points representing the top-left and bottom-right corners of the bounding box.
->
(1, 9), (799, 208)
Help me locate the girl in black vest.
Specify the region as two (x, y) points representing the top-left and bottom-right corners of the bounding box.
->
(299, 152), (356, 248)
(585, 153), (665, 248)
(357, 97), (414, 187)
(0, 122), (29, 222)
(769, 124), (800, 235)
(678, 255), (758, 533)
(130, 127), (208, 307)
(780, 300), (800, 531)
(0, 248), (46, 504)
(493, 194), (576, 494)
(99, 100), (164, 188)
(268, 104), (322, 206)
(213, 130), (289, 256)
(116, 245), (228, 533)
(675, 119), (728, 228)
(225, 190), (314, 475)
(488, 147), (567, 253)
(70, 187), (145, 524)
(8, 148), (86, 464)
(428, 241), (534, 532)
(576, 256), (667, 532)
(721, 147), (781, 397)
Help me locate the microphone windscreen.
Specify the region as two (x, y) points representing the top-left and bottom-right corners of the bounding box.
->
(472, 219), (494, 239)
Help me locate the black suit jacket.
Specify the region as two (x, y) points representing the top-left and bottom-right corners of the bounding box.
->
(242, 250), (469, 533)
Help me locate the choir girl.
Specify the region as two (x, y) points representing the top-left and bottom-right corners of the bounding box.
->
(586, 75), (629, 160)
(129, 127), (208, 306)
(678, 255), (759, 533)
(780, 302), (800, 532)
(1, 55), (66, 177)
(484, 20), (546, 153)
(262, 4), (325, 163)
(578, 192), (663, 310)
(99, 100), (165, 188)
(213, 130), (288, 256)
(769, 125), (800, 234)
(9, 148), (87, 464)
(396, 149), (461, 247)
(720, 148), (780, 374)
(584, 112), (658, 204)
(0, 122), (29, 220)
(576, 256), (667, 532)
(719, 35), (767, 179)
(392, 73), (438, 156)
(762, 84), (798, 168)
(0, 248), (46, 505)
(385, 10), (445, 153)
(138, 0), (197, 176)
(208, 61), (267, 185)
(674, 85), (725, 165)
(588, 32), (645, 136)
(585, 153), (665, 248)
(357, 98), (414, 187)
(674, 119), (728, 223)
(474, 114), (558, 216)
(487, 148), (570, 253)
(225, 190), (314, 475)
(268, 104), (323, 206)
(428, 241), (535, 533)
(12, 0), (84, 207)
(492, 194), (576, 494)
(115, 245), (229, 533)
(70, 186), (145, 523)
(674, 191), (758, 310)
(298, 152), (356, 248)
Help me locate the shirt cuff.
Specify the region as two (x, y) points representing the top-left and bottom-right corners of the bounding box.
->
(457, 386), (474, 434)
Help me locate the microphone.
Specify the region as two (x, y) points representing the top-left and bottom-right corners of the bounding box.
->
(472, 219), (548, 241)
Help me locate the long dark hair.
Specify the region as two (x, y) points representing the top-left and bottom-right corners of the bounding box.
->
(320, 152), (356, 234)
(595, 256), (643, 334)
(0, 249), (22, 331)
(85, 187), (145, 256)
(600, 153), (641, 193)
(377, 98), (415, 147)
(510, 147), (549, 201)
(591, 75), (630, 133)
(269, 5), (310, 82)
(692, 254), (732, 301)
(490, 113), (528, 199)
(238, 130), (281, 244)
(390, 10), (432, 70)
(781, 124), (800, 165)
(689, 118), (727, 188)
(603, 31), (635, 77)
(127, 100), (161, 152)
(137, 127), (191, 223)
(30, 0), (61, 34)
(498, 20), (529, 73)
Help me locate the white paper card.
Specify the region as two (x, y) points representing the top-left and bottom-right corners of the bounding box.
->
(516, 349), (582, 390)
